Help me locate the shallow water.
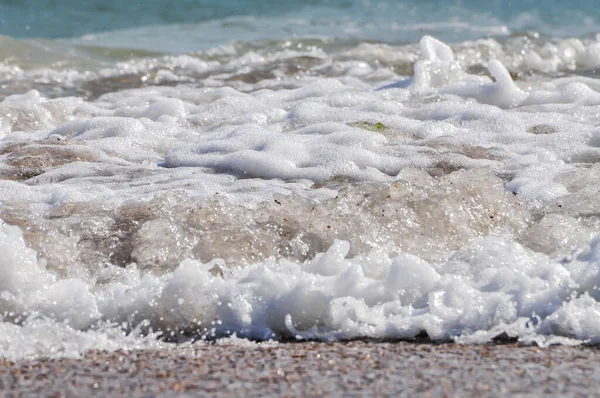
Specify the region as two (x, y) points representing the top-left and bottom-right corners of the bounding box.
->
(2, 1), (600, 360)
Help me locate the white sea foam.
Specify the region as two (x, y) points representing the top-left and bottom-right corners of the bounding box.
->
(2, 35), (600, 359)
(2, 221), (600, 360)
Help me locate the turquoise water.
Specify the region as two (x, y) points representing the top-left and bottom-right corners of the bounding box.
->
(1, 0), (600, 51)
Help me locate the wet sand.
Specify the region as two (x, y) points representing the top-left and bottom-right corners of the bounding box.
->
(2, 341), (600, 397)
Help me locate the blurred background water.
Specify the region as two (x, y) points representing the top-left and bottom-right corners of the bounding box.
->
(1, 0), (599, 52)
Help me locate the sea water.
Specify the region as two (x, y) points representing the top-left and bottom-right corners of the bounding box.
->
(2, 0), (600, 360)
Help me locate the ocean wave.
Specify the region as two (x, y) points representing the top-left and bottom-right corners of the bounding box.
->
(2, 35), (600, 359)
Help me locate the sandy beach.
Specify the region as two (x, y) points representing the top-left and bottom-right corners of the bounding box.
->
(2, 341), (600, 397)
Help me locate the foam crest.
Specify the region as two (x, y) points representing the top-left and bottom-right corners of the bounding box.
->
(3, 219), (600, 358)
(413, 36), (482, 90)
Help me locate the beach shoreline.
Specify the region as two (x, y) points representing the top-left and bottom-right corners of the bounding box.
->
(3, 341), (600, 397)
